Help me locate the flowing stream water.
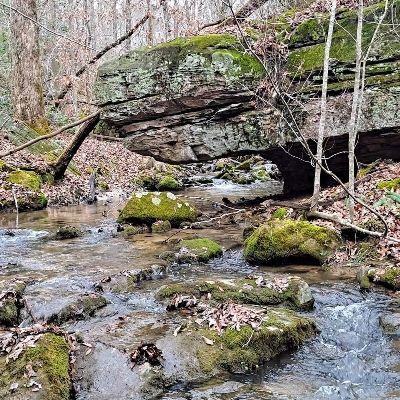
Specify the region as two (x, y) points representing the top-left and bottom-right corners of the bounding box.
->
(0, 180), (399, 399)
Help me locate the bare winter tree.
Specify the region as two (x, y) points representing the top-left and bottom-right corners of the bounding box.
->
(348, 0), (364, 221)
(10, 0), (46, 129)
(311, 0), (337, 210)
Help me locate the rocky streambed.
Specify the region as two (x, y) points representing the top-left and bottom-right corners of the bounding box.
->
(0, 180), (399, 400)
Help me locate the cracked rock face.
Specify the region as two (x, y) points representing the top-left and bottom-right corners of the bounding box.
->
(94, 34), (281, 163)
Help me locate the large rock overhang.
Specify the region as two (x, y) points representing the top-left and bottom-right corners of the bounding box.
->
(95, 1), (400, 194)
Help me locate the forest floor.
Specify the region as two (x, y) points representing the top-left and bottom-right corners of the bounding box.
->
(0, 133), (148, 207)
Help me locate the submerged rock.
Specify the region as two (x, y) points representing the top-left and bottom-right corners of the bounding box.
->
(117, 192), (199, 227)
(158, 275), (314, 310)
(53, 225), (84, 240)
(0, 333), (71, 399)
(244, 219), (340, 265)
(47, 294), (107, 325)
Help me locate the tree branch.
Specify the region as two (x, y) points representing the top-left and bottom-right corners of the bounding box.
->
(0, 111), (100, 158)
(307, 211), (400, 243)
(200, 0), (269, 31)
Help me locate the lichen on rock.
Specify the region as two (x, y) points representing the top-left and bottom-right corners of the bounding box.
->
(244, 219), (340, 265)
(158, 274), (314, 310)
(117, 191), (199, 227)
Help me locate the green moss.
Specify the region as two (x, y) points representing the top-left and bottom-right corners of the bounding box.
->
(377, 178), (400, 191)
(179, 238), (223, 262)
(357, 162), (378, 179)
(151, 220), (172, 233)
(381, 268), (400, 288)
(368, 267), (400, 290)
(118, 192), (199, 227)
(152, 34), (238, 51)
(196, 309), (316, 373)
(244, 219), (340, 265)
(272, 207), (289, 220)
(211, 49), (265, 76)
(156, 175), (182, 191)
(122, 224), (145, 237)
(151, 33), (264, 78)
(0, 159), (6, 171)
(0, 333), (70, 399)
(0, 298), (18, 327)
(288, 0), (400, 77)
(7, 170), (42, 191)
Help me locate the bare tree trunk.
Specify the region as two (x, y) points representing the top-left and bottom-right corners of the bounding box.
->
(112, 0), (119, 41)
(217, 0), (231, 20)
(311, 0), (337, 210)
(147, 0), (154, 45)
(125, 0), (132, 51)
(51, 113), (100, 180)
(348, 0), (363, 221)
(10, 0), (46, 129)
(235, 0), (269, 19)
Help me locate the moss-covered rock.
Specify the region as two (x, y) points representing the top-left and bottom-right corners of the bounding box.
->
(118, 192), (199, 227)
(7, 170), (42, 191)
(156, 175), (182, 191)
(47, 294), (107, 325)
(53, 225), (83, 240)
(151, 220), (172, 233)
(126, 265), (168, 286)
(287, 0), (400, 92)
(0, 333), (71, 399)
(368, 266), (400, 290)
(244, 219), (340, 265)
(158, 275), (314, 310)
(377, 177), (400, 191)
(0, 281), (26, 327)
(177, 238), (223, 262)
(195, 307), (316, 373)
(1, 168), (48, 212)
(134, 172), (183, 192)
(272, 207), (289, 220)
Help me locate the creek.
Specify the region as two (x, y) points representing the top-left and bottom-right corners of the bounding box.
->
(0, 180), (399, 399)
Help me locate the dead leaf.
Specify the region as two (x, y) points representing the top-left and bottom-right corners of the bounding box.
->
(201, 336), (214, 346)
